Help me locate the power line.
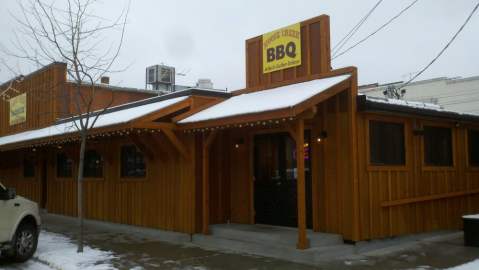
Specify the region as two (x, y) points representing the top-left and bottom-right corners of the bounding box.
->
(332, 0), (420, 60)
(398, 2), (479, 90)
(332, 0), (384, 57)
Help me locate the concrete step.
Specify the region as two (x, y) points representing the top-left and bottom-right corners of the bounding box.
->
(209, 223), (343, 248)
(192, 233), (354, 265)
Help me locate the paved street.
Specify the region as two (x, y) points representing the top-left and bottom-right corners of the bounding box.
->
(1, 214), (479, 270)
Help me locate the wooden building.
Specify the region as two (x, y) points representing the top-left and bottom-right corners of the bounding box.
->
(1, 15), (479, 249)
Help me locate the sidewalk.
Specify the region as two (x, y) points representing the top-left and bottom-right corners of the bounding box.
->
(1, 213), (479, 269)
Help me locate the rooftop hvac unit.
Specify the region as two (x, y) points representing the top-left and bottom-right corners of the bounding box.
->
(146, 65), (176, 91)
(196, 78), (213, 89)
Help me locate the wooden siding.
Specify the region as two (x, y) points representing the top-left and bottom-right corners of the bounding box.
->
(0, 63), (154, 137)
(312, 90), (356, 240)
(357, 113), (479, 240)
(0, 63), (66, 136)
(62, 83), (153, 118)
(1, 134), (199, 234)
(245, 15), (331, 90)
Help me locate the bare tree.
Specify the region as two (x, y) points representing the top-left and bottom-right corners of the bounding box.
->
(3, 0), (130, 252)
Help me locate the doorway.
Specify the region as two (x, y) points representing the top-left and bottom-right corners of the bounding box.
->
(253, 131), (312, 228)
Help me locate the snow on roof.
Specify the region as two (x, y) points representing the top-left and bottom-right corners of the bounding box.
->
(365, 95), (443, 110)
(179, 74), (351, 124)
(364, 95), (479, 117)
(0, 96), (188, 147)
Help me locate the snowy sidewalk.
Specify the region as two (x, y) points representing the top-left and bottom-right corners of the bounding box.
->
(2, 213), (479, 270)
(1, 231), (116, 270)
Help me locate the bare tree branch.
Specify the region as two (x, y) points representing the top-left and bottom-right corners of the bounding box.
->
(2, 0), (130, 253)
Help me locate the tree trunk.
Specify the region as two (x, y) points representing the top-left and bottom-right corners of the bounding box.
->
(77, 130), (87, 253)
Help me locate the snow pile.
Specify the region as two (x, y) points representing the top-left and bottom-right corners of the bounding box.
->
(34, 230), (116, 270)
(446, 259), (479, 270)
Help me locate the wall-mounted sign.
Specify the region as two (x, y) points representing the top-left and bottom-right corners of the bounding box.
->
(262, 23), (301, 74)
(9, 93), (27, 125)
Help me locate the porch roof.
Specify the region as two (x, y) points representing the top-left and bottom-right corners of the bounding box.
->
(178, 74), (351, 128)
(0, 96), (188, 149)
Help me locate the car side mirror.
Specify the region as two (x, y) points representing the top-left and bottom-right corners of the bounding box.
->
(0, 187), (16, 200)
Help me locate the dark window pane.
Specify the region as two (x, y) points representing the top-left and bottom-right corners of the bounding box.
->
(469, 129), (479, 167)
(424, 126), (453, 166)
(121, 145), (146, 178)
(23, 158), (35, 178)
(369, 120), (405, 165)
(57, 153), (73, 178)
(83, 150), (103, 178)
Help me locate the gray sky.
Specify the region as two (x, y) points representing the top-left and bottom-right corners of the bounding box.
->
(0, 0), (478, 91)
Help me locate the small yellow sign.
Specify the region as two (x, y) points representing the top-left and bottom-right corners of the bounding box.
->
(9, 93), (27, 125)
(262, 23), (302, 74)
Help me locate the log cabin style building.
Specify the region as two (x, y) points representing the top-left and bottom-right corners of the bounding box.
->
(1, 15), (479, 249)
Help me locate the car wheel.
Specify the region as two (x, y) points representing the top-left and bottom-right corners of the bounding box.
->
(9, 222), (38, 262)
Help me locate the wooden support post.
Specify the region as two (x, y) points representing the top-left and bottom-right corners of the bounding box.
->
(311, 124), (320, 232)
(295, 119), (310, 249)
(202, 131), (217, 235)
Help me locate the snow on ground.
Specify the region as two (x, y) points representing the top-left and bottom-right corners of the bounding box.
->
(2, 230), (117, 270)
(446, 259), (479, 270)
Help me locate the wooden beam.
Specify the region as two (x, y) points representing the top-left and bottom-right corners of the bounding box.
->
(145, 133), (169, 163)
(134, 99), (191, 123)
(295, 119), (309, 249)
(178, 107), (294, 130)
(129, 134), (155, 160)
(162, 128), (190, 160)
(132, 122), (177, 130)
(172, 98), (225, 123)
(381, 189), (479, 207)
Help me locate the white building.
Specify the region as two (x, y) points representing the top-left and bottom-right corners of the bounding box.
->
(359, 75), (479, 114)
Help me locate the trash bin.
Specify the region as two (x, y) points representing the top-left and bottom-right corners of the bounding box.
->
(463, 214), (479, 247)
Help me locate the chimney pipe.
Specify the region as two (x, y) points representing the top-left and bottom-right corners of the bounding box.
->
(101, 76), (110, 85)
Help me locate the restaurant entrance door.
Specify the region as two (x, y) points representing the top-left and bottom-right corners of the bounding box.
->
(253, 131), (312, 228)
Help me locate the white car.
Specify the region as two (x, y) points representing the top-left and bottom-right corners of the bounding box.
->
(0, 182), (41, 262)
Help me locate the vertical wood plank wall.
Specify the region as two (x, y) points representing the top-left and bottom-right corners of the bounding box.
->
(0, 63), (66, 136)
(357, 113), (479, 240)
(1, 134), (199, 234)
(245, 15), (331, 89)
(0, 62), (154, 136)
(313, 91), (356, 240)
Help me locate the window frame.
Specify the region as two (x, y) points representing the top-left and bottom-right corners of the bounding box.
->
(366, 115), (409, 171)
(82, 149), (105, 180)
(421, 122), (456, 171)
(119, 144), (147, 179)
(467, 127), (479, 170)
(23, 156), (36, 179)
(55, 152), (74, 179)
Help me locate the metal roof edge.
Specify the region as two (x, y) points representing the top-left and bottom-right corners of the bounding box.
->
(357, 95), (479, 123)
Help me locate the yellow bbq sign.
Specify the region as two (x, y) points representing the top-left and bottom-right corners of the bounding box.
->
(9, 93), (27, 125)
(262, 23), (301, 74)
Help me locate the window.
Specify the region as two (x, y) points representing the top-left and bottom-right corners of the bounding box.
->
(469, 129), (479, 167)
(23, 157), (35, 178)
(57, 153), (73, 178)
(369, 120), (405, 165)
(423, 126), (453, 166)
(83, 150), (103, 178)
(121, 145), (146, 178)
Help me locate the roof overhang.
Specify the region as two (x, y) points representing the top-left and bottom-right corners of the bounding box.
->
(0, 90), (227, 151)
(178, 73), (352, 130)
(357, 95), (479, 123)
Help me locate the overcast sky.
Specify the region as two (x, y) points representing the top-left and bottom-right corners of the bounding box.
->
(0, 0), (478, 91)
